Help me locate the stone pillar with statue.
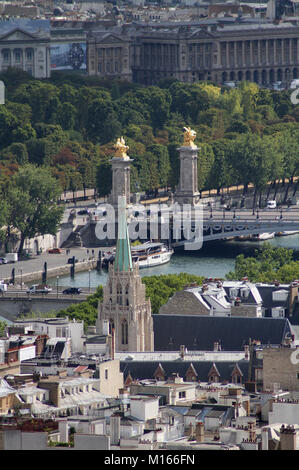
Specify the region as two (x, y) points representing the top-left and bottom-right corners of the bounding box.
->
(108, 137), (133, 211)
(174, 127), (200, 206)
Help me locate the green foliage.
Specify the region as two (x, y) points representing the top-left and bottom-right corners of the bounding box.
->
(226, 243), (297, 283)
(142, 272), (205, 314)
(56, 285), (103, 330)
(0, 320), (7, 336)
(4, 164), (64, 255)
(0, 73), (298, 198)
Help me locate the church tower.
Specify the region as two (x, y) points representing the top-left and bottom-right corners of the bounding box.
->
(96, 196), (154, 352)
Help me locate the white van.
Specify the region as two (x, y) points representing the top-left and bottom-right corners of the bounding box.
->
(267, 200), (277, 209)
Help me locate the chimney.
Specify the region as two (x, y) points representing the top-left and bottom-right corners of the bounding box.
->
(289, 282), (298, 316)
(102, 319), (110, 336)
(261, 428), (269, 450)
(280, 425), (297, 451)
(213, 342), (219, 352)
(244, 345), (249, 360)
(195, 422), (204, 442)
(180, 345), (186, 359)
(110, 413), (121, 446)
(59, 420), (69, 443)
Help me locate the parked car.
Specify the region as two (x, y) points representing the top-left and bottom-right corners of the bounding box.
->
(267, 200), (277, 209)
(5, 253), (18, 263)
(0, 257), (8, 264)
(63, 287), (81, 295)
(48, 248), (63, 254)
(27, 284), (52, 294)
(77, 209), (90, 215)
(68, 258), (79, 264)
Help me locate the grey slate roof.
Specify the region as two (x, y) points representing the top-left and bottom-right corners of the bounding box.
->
(120, 360), (249, 383)
(152, 315), (292, 352)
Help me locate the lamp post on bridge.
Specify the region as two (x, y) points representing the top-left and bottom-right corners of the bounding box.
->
(56, 276), (59, 298)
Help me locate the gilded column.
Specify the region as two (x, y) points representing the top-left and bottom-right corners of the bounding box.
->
(281, 39), (285, 65)
(266, 40), (269, 66)
(174, 127), (200, 207)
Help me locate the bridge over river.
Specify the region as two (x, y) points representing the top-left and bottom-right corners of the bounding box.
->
(80, 207), (299, 249)
(172, 207), (299, 247)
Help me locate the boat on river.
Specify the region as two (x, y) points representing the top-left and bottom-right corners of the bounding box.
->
(131, 242), (174, 268)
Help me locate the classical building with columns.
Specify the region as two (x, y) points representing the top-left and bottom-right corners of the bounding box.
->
(0, 27), (51, 78)
(87, 19), (299, 85)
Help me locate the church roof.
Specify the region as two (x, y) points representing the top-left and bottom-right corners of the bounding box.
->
(120, 360), (249, 383)
(152, 315), (292, 352)
(114, 196), (133, 273)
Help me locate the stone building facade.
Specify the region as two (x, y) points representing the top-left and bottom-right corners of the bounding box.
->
(87, 21), (299, 85)
(0, 27), (51, 79)
(87, 31), (132, 81)
(263, 346), (299, 392)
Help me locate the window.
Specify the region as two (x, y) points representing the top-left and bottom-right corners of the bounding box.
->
(105, 369), (108, 380)
(3, 51), (9, 62)
(121, 320), (128, 345)
(178, 391), (186, 399)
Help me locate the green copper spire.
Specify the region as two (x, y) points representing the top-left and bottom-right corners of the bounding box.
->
(114, 195), (133, 272)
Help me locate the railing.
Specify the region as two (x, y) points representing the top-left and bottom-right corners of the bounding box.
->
(0, 291), (90, 300)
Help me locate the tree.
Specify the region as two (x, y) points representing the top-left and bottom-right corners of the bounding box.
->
(226, 244), (295, 283)
(5, 164), (64, 255)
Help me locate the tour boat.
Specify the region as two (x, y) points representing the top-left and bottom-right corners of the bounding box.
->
(251, 233), (275, 241)
(131, 242), (174, 268)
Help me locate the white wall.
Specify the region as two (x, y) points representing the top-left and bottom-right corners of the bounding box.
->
(130, 397), (159, 421)
(269, 402), (299, 425)
(19, 345), (36, 362)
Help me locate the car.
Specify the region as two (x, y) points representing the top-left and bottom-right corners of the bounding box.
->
(267, 200), (277, 209)
(0, 257), (8, 264)
(48, 248), (63, 254)
(77, 209), (90, 215)
(68, 258), (79, 264)
(63, 287), (81, 295)
(27, 284), (52, 294)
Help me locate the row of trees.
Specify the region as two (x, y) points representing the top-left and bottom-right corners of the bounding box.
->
(0, 69), (299, 201)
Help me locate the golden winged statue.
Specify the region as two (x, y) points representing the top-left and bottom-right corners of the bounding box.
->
(114, 136), (129, 159)
(183, 126), (197, 148)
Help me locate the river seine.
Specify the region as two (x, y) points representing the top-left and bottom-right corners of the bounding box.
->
(48, 234), (299, 289)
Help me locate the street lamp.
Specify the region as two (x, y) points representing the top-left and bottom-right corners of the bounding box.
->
(88, 269), (91, 292)
(20, 268), (23, 291)
(56, 275), (59, 298)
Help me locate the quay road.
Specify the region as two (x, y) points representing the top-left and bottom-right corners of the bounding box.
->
(0, 247), (102, 287)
